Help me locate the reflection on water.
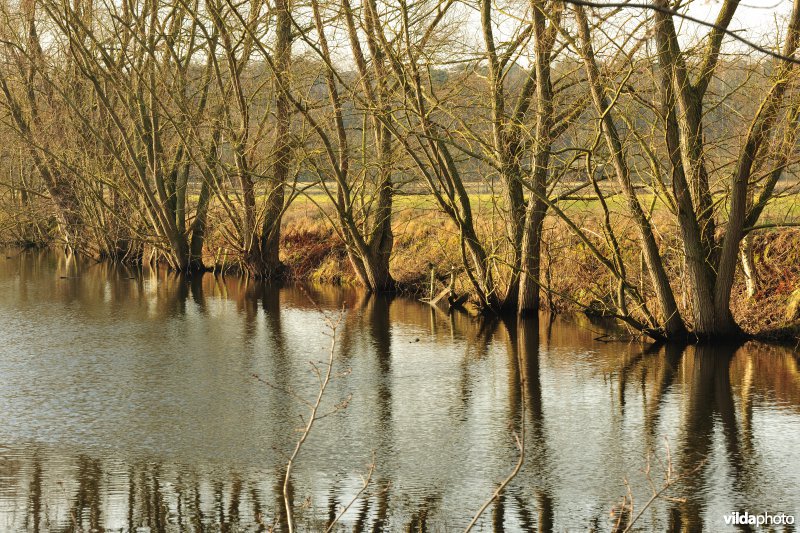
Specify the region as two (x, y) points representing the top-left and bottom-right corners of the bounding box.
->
(0, 250), (798, 531)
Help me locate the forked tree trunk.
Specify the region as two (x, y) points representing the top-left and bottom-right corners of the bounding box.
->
(306, 0), (395, 292)
(651, 0), (800, 339)
(479, 0), (526, 311)
(711, 0), (798, 337)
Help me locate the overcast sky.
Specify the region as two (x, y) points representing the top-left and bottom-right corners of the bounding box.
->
(683, 0), (793, 44)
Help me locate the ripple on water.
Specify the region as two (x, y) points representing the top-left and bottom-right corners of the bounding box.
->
(0, 250), (798, 531)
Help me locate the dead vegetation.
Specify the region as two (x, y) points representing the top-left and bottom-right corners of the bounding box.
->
(276, 201), (800, 341)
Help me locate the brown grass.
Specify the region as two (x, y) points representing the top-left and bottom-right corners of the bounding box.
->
(273, 200), (800, 339)
(731, 230), (800, 338)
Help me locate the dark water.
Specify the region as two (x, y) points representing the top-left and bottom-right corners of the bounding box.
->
(0, 251), (798, 532)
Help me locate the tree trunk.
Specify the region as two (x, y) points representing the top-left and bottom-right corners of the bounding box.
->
(712, 0), (800, 336)
(518, 3), (554, 315)
(364, 191), (395, 291)
(740, 233), (758, 298)
(577, 7), (687, 338)
(248, 0), (292, 279)
(518, 203), (546, 315)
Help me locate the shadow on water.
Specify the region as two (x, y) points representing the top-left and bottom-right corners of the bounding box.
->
(0, 250), (798, 531)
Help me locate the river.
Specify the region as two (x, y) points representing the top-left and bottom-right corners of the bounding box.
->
(0, 250), (798, 531)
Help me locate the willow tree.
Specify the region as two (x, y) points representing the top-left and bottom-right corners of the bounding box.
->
(653, 0), (800, 337)
(570, 0), (800, 339)
(0, 0), (90, 254)
(574, 5), (687, 338)
(297, 0), (501, 299)
(201, 0), (299, 278)
(515, 0), (571, 315)
(284, 0), (398, 291)
(21, 0), (221, 270)
(390, 8), (505, 310)
(256, 0), (293, 278)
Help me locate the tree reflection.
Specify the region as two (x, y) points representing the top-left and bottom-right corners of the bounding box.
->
(69, 455), (102, 532)
(25, 451), (42, 533)
(516, 317), (554, 533)
(489, 317), (554, 533)
(664, 341), (798, 533)
(643, 343), (684, 452)
(0, 251), (799, 532)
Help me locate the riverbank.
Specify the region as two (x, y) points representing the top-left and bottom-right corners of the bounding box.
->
(274, 202), (800, 342)
(3, 196), (799, 341)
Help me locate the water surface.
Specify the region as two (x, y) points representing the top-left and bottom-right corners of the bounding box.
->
(0, 251), (798, 531)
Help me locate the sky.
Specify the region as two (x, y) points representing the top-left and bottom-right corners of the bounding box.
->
(323, 0), (798, 70)
(682, 0), (794, 45)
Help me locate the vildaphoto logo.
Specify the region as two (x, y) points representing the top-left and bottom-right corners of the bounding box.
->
(723, 511), (795, 527)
